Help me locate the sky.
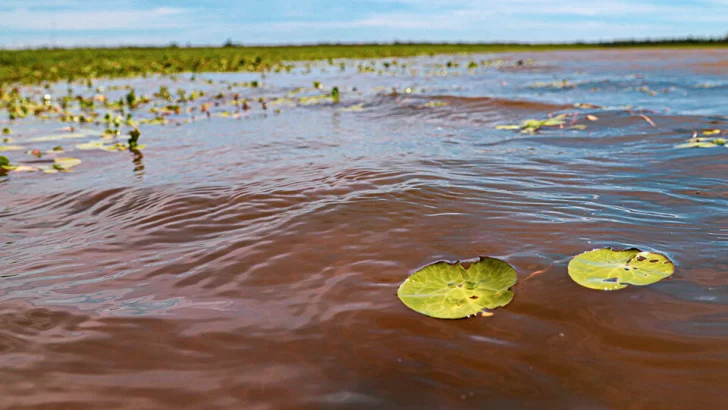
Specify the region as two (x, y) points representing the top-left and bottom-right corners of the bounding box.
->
(0, 0), (727, 48)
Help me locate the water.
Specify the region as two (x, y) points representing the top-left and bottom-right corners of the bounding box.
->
(1, 49), (727, 409)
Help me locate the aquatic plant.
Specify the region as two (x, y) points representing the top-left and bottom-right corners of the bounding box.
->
(128, 128), (141, 149)
(0, 155), (11, 170)
(496, 114), (567, 133)
(397, 257), (516, 319)
(568, 248), (674, 291)
(675, 131), (726, 148)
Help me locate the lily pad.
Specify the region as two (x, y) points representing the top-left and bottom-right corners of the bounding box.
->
(568, 248), (674, 291)
(38, 157), (82, 173)
(0, 155), (12, 170)
(28, 133), (88, 143)
(675, 141), (720, 148)
(397, 257), (516, 319)
(0, 145), (24, 152)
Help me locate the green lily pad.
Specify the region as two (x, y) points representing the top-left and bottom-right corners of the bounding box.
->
(675, 141), (718, 148)
(568, 248), (674, 291)
(28, 133), (88, 143)
(0, 155), (12, 170)
(0, 145), (23, 152)
(495, 125), (521, 130)
(397, 257), (516, 319)
(39, 157), (82, 173)
(338, 103), (365, 112)
(421, 101), (449, 108)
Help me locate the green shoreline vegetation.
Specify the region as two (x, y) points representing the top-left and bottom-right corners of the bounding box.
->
(1, 37), (727, 85)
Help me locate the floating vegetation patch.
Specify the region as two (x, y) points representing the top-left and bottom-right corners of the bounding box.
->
(568, 248), (674, 291)
(675, 131), (726, 148)
(496, 114), (568, 133)
(337, 103), (366, 112)
(397, 257), (516, 319)
(0, 156), (82, 174)
(420, 101), (449, 108)
(529, 80), (577, 89)
(0, 145), (23, 152)
(27, 133), (89, 143)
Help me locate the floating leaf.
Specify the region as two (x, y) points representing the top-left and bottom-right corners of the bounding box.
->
(0, 155), (11, 170)
(568, 248), (674, 291)
(495, 125), (521, 130)
(338, 103), (365, 112)
(421, 101), (449, 108)
(675, 141), (719, 148)
(76, 141), (106, 150)
(574, 103), (602, 109)
(586, 115), (599, 121)
(28, 133), (88, 143)
(703, 129), (721, 136)
(0, 145), (23, 152)
(397, 257), (516, 319)
(41, 157), (82, 173)
(11, 165), (37, 173)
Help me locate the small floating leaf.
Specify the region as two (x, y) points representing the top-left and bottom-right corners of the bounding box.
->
(586, 115), (599, 121)
(28, 133), (88, 143)
(0, 155), (11, 169)
(542, 117), (566, 127)
(0, 145), (23, 152)
(421, 101), (449, 108)
(703, 129), (721, 136)
(675, 141), (719, 148)
(43, 157), (82, 173)
(11, 165), (37, 173)
(568, 248), (674, 291)
(495, 125), (521, 130)
(397, 257), (516, 319)
(76, 141), (106, 150)
(338, 103), (365, 112)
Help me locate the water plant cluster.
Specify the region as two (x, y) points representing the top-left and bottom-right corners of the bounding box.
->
(0, 45), (545, 86)
(675, 129), (727, 148)
(0, 53), (541, 176)
(397, 248), (675, 319)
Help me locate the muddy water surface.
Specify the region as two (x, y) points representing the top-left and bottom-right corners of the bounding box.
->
(1, 49), (727, 409)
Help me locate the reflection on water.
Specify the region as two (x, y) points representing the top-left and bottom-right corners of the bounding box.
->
(1, 49), (728, 409)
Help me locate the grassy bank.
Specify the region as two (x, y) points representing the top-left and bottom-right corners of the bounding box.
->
(1, 41), (726, 85)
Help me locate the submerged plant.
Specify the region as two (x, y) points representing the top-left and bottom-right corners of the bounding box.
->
(397, 257), (516, 319)
(568, 248), (674, 291)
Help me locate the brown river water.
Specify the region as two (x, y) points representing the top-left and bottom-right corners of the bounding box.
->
(1, 49), (727, 409)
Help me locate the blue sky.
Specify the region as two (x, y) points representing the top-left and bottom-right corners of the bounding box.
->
(1, 0), (727, 48)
